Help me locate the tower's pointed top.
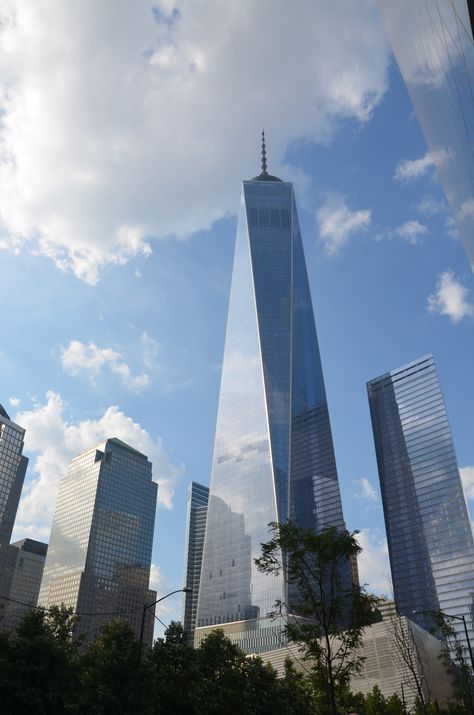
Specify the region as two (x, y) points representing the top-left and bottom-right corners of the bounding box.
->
(251, 130), (282, 182)
(261, 130), (267, 174)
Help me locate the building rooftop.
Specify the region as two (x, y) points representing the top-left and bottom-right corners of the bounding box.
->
(0, 404), (11, 420)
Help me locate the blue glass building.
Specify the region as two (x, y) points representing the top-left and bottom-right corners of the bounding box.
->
(182, 481), (209, 641)
(38, 437), (157, 644)
(0, 404), (28, 546)
(367, 355), (474, 651)
(377, 0), (474, 271)
(195, 141), (348, 652)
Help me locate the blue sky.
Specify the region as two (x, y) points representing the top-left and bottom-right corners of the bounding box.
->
(1, 1), (474, 629)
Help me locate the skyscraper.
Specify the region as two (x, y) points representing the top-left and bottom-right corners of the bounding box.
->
(0, 404), (29, 621)
(195, 136), (348, 653)
(0, 404), (28, 546)
(182, 481), (209, 642)
(38, 438), (157, 645)
(367, 354), (474, 651)
(0, 538), (47, 633)
(376, 0), (474, 270)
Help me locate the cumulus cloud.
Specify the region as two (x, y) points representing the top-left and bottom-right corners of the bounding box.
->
(393, 219), (428, 244)
(0, 0), (389, 283)
(394, 149), (450, 182)
(427, 270), (474, 323)
(460, 466), (474, 501)
(357, 477), (378, 502)
(417, 195), (446, 216)
(61, 339), (150, 392)
(356, 529), (390, 594)
(316, 195), (371, 255)
(13, 391), (184, 541)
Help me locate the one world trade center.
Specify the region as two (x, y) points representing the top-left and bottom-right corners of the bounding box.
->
(195, 135), (349, 653)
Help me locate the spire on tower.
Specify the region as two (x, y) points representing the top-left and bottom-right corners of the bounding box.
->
(261, 130), (267, 174)
(250, 130), (282, 182)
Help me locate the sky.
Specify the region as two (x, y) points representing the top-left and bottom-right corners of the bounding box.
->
(1, 0), (474, 632)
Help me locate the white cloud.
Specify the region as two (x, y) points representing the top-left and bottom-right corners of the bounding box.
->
(393, 219), (428, 244)
(427, 270), (474, 324)
(61, 339), (150, 392)
(11, 523), (50, 543)
(394, 149), (450, 183)
(460, 466), (474, 501)
(316, 195), (372, 255)
(140, 332), (160, 369)
(445, 215), (460, 239)
(9, 396), (20, 407)
(13, 391), (184, 541)
(459, 198), (474, 220)
(417, 195), (445, 216)
(0, 0), (389, 283)
(356, 529), (391, 594)
(357, 477), (378, 502)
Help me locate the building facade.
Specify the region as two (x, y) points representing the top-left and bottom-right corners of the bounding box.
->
(0, 538), (47, 633)
(0, 404), (28, 546)
(182, 481), (209, 642)
(367, 355), (474, 652)
(261, 606), (453, 711)
(196, 141), (348, 653)
(377, 0), (474, 271)
(38, 438), (157, 645)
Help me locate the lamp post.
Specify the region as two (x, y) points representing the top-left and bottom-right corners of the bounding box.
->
(413, 609), (474, 670)
(138, 587), (192, 662)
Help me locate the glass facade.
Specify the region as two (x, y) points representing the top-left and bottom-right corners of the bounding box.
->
(196, 173), (347, 652)
(367, 355), (474, 651)
(38, 438), (157, 644)
(182, 481), (209, 641)
(0, 538), (47, 633)
(0, 404), (28, 546)
(377, 0), (474, 270)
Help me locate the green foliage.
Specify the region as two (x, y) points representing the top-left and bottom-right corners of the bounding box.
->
(2, 599), (474, 714)
(150, 620), (199, 714)
(361, 685), (404, 715)
(0, 605), (79, 714)
(77, 618), (152, 715)
(430, 610), (474, 714)
(196, 629), (249, 714)
(255, 521), (380, 715)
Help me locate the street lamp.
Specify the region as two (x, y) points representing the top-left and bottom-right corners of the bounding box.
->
(413, 609), (474, 670)
(138, 587), (192, 662)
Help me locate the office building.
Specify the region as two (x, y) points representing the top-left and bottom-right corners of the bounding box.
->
(38, 438), (157, 645)
(377, 0), (474, 271)
(367, 355), (474, 652)
(0, 404), (28, 546)
(0, 538), (47, 633)
(196, 136), (349, 653)
(261, 603), (453, 711)
(182, 481), (209, 642)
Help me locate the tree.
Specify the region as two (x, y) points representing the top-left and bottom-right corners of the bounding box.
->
(150, 621), (199, 714)
(385, 609), (430, 712)
(255, 522), (379, 715)
(0, 605), (79, 714)
(273, 658), (318, 715)
(77, 619), (153, 715)
(431, 611), (474, 715)
(196, 628), (248, 714)
(362, 685), (404, 715)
